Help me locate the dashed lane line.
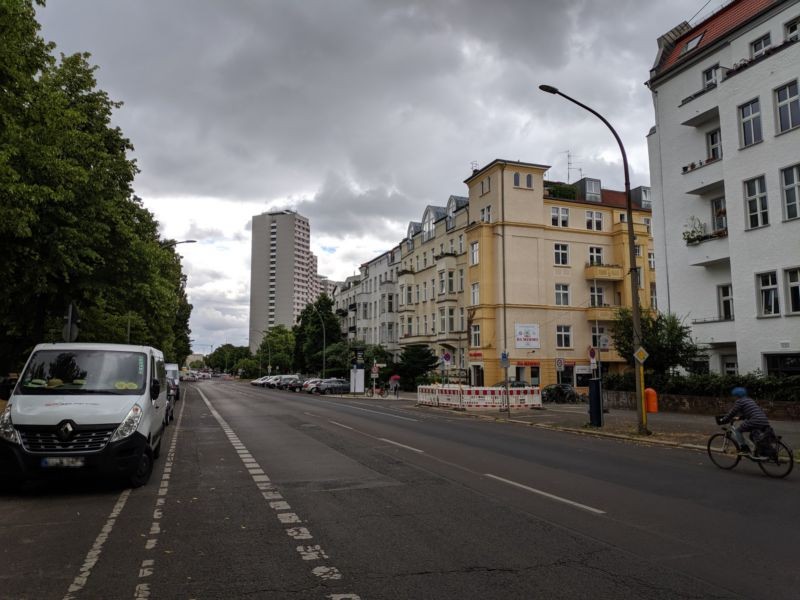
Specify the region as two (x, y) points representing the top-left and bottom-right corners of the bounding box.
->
(133, 390), (188, 599)
(484, 473), (606, 515)
(377, 438), (425, 454)
(197, 388), (360, 600)
(313, 399), (419, 422)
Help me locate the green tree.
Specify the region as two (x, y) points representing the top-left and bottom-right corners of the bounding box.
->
(0, 3), (192, 372)
(295, 295), (342, 376)
(189, 360), (205, 369)
(397, 344), (439, 385)
(256, 325), (294, 375)
(206, 344), (251, 374)
(611, 308), (703, 375)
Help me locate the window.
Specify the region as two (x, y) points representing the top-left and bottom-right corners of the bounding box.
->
(751, 33), (771, 58)
(648, 251), (656, 270)
(480, 176), (491, 195)
(554, 243), (569, 266)
(458, 269), (464, 291)
(555, 283), (569, 306)
(448, 308), (455, 333)
(526, 174), (533, 188)
(650, 282), (658, 311)
(469, 241), (479, 265)
(643, 217), (651, 234)
(471, 282), (480, 305)
(707, 129), (721, 160)
(422, 281), (428, 301)
(590, 286), (604, 307)
(739, 99), (762, 147)
(585, 210), (602, 231)
(405, 286), (412, 305)
(439, 308), (446, 333)
(787, 18), (799, 41)
(458, 235), (464, 253)
(634, 267), (644, 289)
(744, 176), (769, 228)
(586, 179), (601, 203)
(438, 272), (445, 295)
(592, 326), (605, 349)
(722, 355), (739, 375)
(718, 284), (734, 320)
(588, 246), (603, 265)
(634, 245), (642, 257)
(459, 308), (465, 331)
(703, 64), (719, 88)
(711, 197), (727, 231)
(556, 325), (572, 348)
(471, 324), (481, 347)
(406, 317), (412, 337)
(480, 205), (492, 223)
(551, 206), (569, 227)
(757, 271), (780, 316)
(423, 253), (427, 268)
(513, 172), (520, 186)
(776, 81), (800, 133)
(786, 268), (800, 314)
(449, 238), (455, 253)
(619, 213), (627, 223)
(683, 34), (703, 53)
(447, 271), (455, 293)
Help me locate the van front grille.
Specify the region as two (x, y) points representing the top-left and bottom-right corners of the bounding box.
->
(17, 425), (116, 453)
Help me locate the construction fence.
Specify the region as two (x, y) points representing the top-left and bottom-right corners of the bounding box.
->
(417, 385), (543, 410)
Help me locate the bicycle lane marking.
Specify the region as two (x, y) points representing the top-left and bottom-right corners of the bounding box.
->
(132, 392), (188, 599)
(197, 388), (361, 600)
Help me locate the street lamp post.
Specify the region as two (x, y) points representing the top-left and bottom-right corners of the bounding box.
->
(539, 84), (648, 435)
(308, 304), (326, 378)
(160, 239), (197, 249)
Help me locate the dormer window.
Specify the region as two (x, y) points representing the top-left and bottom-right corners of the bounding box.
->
(751, 33), (771, 58)
(682, 33), (703, 54)
(422, 208), (435, 242)
(586, 178), (601, 203)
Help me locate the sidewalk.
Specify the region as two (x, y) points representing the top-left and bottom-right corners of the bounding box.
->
(388, 392), (800, 454)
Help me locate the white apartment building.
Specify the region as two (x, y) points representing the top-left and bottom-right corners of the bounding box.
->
(248, 210), (320, 353)
(647, 0), (800, 376)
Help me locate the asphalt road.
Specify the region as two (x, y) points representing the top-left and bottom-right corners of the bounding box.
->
(0, 380), (797, 599)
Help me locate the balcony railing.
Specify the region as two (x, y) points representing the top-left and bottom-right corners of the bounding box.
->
(397, 267), (415, 276)
(586, 305), (618, 321)
(584, 263), (624, 281)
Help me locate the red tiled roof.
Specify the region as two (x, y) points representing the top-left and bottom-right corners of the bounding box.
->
(653, 0), (777, 78)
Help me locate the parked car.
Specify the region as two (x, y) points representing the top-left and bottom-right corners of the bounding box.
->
(302, 378), (322, 393)
(541, 383), (579, 403)
(164, 363), (180, 423)
(285, 378), (306, 392)
(491, 380), (530, 388)
(250, 376), (271, 386)
(315, 378), (350, 395)
(264, 375), (282, 388)
(275, 374), (300, 390)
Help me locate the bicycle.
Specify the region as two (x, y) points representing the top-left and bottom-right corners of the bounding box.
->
(707, 416), (794, 478)
(365, 384), (388, 398)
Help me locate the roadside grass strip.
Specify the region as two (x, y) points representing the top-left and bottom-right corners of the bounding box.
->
(198, 388), (361, 599)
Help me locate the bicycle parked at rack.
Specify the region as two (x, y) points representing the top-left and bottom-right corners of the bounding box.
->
(707, 416), (794, 478)
(365, 384), (388, 398)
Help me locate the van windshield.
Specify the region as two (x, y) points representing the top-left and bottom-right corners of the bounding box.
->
(17, 350), (147, 395)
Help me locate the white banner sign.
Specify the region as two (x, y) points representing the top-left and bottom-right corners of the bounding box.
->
(515, 323), (540, 349)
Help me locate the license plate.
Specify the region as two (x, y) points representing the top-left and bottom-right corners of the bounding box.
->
(41, 457), (86, 468)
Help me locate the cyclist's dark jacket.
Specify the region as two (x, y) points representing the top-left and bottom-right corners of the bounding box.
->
(720, 396), (770, 431)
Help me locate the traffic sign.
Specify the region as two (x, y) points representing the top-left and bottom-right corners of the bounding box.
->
(442, 352), (451, 364)
(375, 363), (387, 368)
(371, 364), (379, 375)
(555, 357), (565, 372)
(588, 347), (596, 360)
(634, 346), (649, 364)
(500, 351), (510, 368)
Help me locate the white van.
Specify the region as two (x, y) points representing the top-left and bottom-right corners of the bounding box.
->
(0, 343), (168, 487)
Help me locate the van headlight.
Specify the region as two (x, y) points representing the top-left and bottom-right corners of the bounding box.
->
(0, 405), (20, 445)
(110, 404), (143, 443)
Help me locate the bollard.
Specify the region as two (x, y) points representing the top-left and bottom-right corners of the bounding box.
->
(588, 378), (603, 427)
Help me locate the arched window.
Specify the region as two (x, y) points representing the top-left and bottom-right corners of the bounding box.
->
(422, 208), (435, 241)
(526, 174), (533, 188)
(513, 172), (520, 187)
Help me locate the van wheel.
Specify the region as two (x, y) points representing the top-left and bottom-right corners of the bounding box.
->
(128, 451), (153, 488)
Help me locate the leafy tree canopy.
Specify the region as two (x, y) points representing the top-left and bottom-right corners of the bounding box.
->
(397, 344), (439, 382)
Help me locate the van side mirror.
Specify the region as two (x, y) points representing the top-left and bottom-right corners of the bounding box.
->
(150, 378), (161, 400)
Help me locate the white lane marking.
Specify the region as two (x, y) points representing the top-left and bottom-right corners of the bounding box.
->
(484, 473), (606, 515)
(62, 489), (132, 600)
(133, 386), (189, 599)
(197, 388), (359, 597)
(378, 438), (425, 454)
(329, 420), (354, 430)
(315, 399), (419, 422)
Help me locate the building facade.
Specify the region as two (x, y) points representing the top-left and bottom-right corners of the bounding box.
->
(647, 0), (800, 375)
(249, 210), (319, 353)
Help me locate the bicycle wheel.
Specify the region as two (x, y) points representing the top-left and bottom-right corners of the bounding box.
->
(707, 433), (741, 470)
(757, 440), (795, 478)
(379, 388), (388, 398)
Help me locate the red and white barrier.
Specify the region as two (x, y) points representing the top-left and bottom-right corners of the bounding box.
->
(417, 385), (542, 410)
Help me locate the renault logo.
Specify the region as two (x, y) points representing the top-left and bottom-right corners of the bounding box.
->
(56, 420), (76, 442)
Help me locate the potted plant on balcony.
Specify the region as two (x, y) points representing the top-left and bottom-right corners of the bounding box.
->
(682, 216), (706, 245)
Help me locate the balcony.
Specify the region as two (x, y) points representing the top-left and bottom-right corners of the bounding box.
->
(586, 305), (618, 321)
(397, 267), (415, 277)
(347, 303), (357, 311)
(686, 229), (730, 267)
(584, 263), (624, 281)
(678, 86), (719, 128)
(689, 317), (736, 345)
(683, 157), (723, 195)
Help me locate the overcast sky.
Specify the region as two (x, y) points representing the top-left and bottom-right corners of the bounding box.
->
(37, 0), (712, 355)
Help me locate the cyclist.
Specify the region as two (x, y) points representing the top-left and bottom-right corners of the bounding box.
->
(718, 387), (771, 455)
